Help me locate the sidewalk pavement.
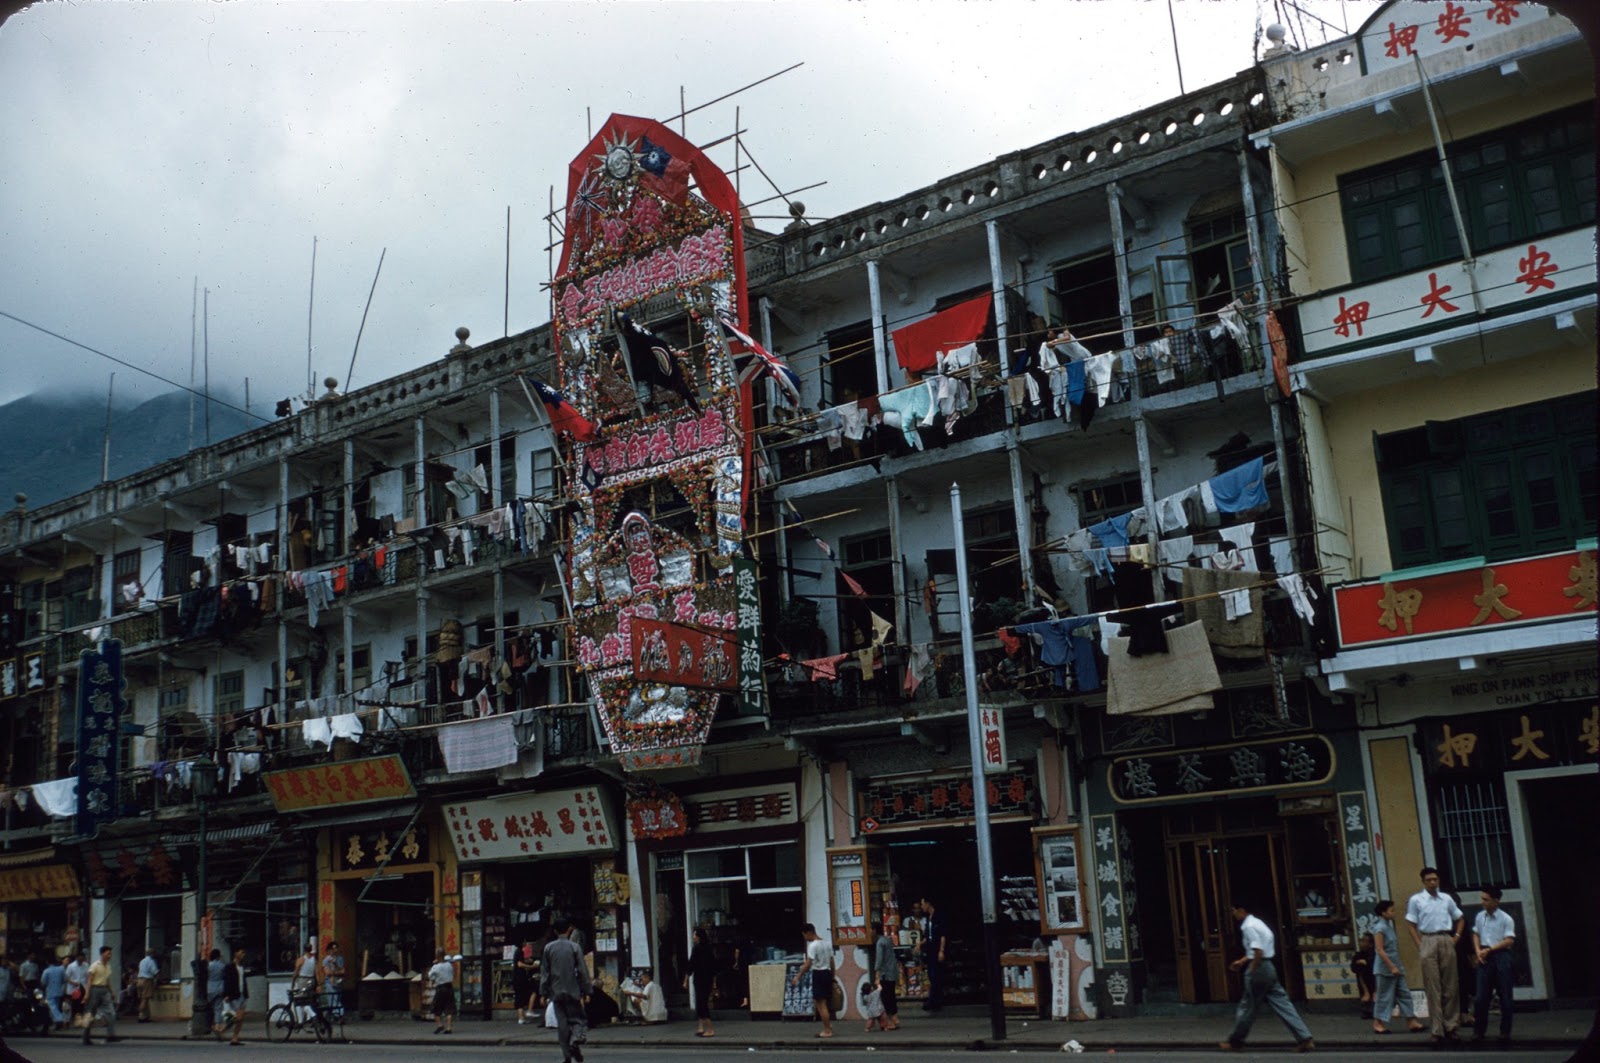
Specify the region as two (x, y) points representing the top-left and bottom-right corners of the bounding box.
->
(93, 1003), (1597, 1053)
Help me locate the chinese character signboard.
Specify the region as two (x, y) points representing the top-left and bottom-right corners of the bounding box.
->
(443, 788), (616, 862)
(263, 754), (415, 812)
(858, 771), (1034, 830)
(1361, 0), (1531, 75)
(553, 114), (758, 773)
(979, 704), (1009, 774)
(1339, 792), (1382, 939)
(733, 558), (764, 715)
(1089, 813), (1130, 962)
(0, 657), (17, 700)
(626, 791), (689, 840)
(1108, 735), (1335, 804)
(337, 825), (428, 872)
(1299, 228), (1595, 357)
(76, 640), (125, 837)
(0, 864), (81, 903)
(1423, 703), (1598, 775)
(1334, 550), (1596, 647)
(630, 617), (737, 692)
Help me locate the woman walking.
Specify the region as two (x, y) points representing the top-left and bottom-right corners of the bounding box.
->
(513, 938), (539, 1025)
(686, 928), (717, 1038)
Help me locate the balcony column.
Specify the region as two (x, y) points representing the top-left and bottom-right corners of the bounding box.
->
(1109, 182), (1163, 601)
(277, 457), (290, 719)
(866, 259), (890, 396)
(988, 220), (1036, 602)
(1236, 148), (1300, 553)
(489, 388), (503, 509)
(493, 570), (506, 662)
(343, 438), (355, 555)
(416, 589), (429, 686)
(343, 604), (355, 708)
(885, 477), (907, 644)
(414, 416), (428, 528)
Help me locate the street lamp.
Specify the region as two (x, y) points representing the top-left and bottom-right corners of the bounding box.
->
(188, 753), (217, 1037)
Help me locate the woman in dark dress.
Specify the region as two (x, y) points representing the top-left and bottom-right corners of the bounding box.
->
(685, 928), (717, 1038)
(513, 938), (539, 1025)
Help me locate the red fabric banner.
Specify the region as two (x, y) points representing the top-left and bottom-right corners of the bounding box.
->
(890, 292), (993, 373)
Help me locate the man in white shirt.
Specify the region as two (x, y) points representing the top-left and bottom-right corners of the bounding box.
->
(1471, 886), (1516, 1044)
(1405, 866), (1465, 1043)
(619, 968), (668, 1024)
(790, 923), (835, 1039)
(136, 948), (159, 1022)
(1218, 901), (1314, 1053)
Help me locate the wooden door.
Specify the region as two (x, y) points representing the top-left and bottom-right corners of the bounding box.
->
(1165, 838), (1232, 1002)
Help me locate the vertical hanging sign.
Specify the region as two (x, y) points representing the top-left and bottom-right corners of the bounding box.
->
(76, 640), (125, 838)
(979, 704), (1008, 773)
(734, 558), (764, 715)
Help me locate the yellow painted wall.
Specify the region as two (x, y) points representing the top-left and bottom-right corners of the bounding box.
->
(1368, 737), (1424, 984)
(1278, 79), (1592, 293)
(1318, 350), (1593, 577)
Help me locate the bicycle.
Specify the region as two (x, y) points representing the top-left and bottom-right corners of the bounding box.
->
(265, 989), (344, 1043)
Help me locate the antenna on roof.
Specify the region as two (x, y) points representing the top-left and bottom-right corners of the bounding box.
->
(344, 247), (386, 393)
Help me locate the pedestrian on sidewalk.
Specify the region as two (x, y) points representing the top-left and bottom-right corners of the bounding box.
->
(428, 950), (457, 1035)
(322, 941), (346, 1020)
(1218, 900), (1314, 1054)
(135, 947), (159, 1022)
(1371, 900), (1424, 1034)
(41, 954), (67, 1029)
(791, 924), (835, 1039)
(218, 947), (248, 1045)
(205, 949), (228, 1041)
(65, 950), (88, 1028)
(686, 927), (717, 1038)
(82, 945), (122, 1045)
(916, 897), (947, 1013)
(514, 938), (540, 1025)
(541, 917), (592, 1063)
(1471, 887), (1516, 1045)
(869, 920), (900, 1031)
(1405, 866), (1464, 1046)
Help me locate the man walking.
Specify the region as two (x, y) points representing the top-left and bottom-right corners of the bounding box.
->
(1471, 887), (1516, 1045)
(135, 947), (159, 1022)
(83, 945), (121, 1044)
(790, 924), (835, 1039)
(541, 917), (593, 1063)
(218, 947), (248, 1045)
(40, 954), (67, 1029)
(917, 897), (947, 1012)
(1406, 866), (1464, 1046)
(1218, 900), (1314, 1053)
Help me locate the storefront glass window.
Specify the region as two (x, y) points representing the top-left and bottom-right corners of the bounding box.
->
(266, 886), (307, 975)
(747, 844), (802, 892)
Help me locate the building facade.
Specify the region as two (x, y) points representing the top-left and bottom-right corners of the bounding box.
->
(0, 0), (1591, 1024)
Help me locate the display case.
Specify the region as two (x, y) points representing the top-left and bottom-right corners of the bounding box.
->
(1032, 826), (1085, 934)
(825, 846), (889, 948)
(1280, 797), (1347, 928)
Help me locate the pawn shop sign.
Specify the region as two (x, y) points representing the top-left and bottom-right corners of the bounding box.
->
(859, 816), (880, 835)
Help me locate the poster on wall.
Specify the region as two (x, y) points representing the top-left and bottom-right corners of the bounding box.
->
(1034, 826), (1085, 933)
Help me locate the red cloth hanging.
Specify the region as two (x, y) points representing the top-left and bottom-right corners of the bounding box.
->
(890, 293), (993, 373)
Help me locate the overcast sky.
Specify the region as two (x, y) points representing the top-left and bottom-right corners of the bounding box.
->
(0, 0), (1381, 412)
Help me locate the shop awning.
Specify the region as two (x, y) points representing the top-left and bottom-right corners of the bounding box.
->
(0, 845), (56, 869)
(295, 802), (421, 832)
(163, 821), (276, 847)
(0, 863), (81, 902)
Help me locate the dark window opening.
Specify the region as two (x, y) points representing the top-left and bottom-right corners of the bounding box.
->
(1051, 250), (1122, 353)
(827, 319), (878, 405)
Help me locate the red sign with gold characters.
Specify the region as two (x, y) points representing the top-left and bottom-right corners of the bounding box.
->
(0, 863), (80, 903)
(630, 617), (737, 692)
(263, 754), (415, 812)
(1334, 549), (1596, 647)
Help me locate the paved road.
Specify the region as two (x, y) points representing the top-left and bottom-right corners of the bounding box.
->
(0, 1039), (1579, 1062)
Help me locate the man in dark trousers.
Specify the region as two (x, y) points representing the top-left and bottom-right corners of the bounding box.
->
(917, 897), (947, 1013)
(541, 917), (593, 1063)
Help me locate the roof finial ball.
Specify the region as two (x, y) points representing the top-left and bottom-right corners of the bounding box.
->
(450, 326), (473, 356)
(1264, 23), (1295, 54)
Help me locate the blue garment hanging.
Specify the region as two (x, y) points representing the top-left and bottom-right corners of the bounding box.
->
(1062, 617), (1103, 692)
(1208, 456), (1268, 513)
(1065, 361), (1087, 407)
(1087, 512), (1133, 549)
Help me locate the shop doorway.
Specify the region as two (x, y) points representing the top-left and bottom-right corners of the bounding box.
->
(351, 875), (435, 977)
(882, 822), (1037, 1005)
(1523, 772), (1600, 1001)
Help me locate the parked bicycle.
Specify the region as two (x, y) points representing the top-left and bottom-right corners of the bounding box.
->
(265, 988), (345, 1043)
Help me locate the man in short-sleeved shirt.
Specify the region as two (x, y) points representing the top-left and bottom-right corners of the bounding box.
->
(1471, 887), (1516, 1043)
(791, 924), (835, 1038)
(1406, 867), (1465, 1042)
(1219, 902), (1313, 1052)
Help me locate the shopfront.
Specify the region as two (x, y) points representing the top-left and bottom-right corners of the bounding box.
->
(441, 785), (624, 1018)
(634, 776), (805, 1012)
(1080, 682), (1366, 1012)
(0, 856), (82, 962)
(843, 767), (1046, 1009)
